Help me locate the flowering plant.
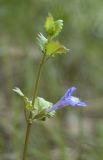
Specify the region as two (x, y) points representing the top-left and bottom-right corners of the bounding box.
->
(13, 13), (87, 160)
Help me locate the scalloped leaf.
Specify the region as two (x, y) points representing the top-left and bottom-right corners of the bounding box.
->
(34, 97), (53, 110)
(34, 97), (55, 120)
(45, 13), (55, 37)
(13, 87), (24, 97)
(45, 13), (63, 38)
(54, 20), (63, 37)
(45, 40), (69, 55)
(13, 87), (33, 111)
(37, 33), (47, 51)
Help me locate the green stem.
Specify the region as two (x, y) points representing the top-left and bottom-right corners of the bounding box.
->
(32, 53), (46, 106)
(22, 123), (31, 160)
(22, 53), (46, 160)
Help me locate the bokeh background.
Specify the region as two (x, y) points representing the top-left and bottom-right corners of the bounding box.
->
(0, 0), (103, 159)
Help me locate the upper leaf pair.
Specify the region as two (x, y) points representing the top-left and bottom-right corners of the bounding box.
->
(45, 13), (63, 38)
(37, 13), (69, 56)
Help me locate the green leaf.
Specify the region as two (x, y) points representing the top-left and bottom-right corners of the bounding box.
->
(13, 87), (24, 97)
(13, 87), (33, 111)
(37, 33), (47, 52)
(45, 40), (69, 55)
(34, 97), (55, 120)
(54, 20), (63, 37)
(45, 13), (55, 37)
(34, 97), (53, 110)
(45, 13), (63, 38)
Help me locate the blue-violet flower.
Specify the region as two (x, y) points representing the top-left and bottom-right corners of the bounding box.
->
(48, 87), (87, 112)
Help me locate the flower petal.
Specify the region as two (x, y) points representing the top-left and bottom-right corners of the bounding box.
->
(66, 96), (87, 107)
(61, 87), (77, 100)
(48, 100), (62, 112)
(77, 101), (87, 107)
(48, 87), (87, 112)
(66, 97), (79, 107)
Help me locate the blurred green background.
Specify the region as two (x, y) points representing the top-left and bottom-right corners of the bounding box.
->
(0, 0), (103, 159)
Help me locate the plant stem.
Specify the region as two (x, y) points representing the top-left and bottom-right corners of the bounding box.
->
(32, 53), (46, 106)
(22, 53), (46, 160)
(22, 122), (31, 160)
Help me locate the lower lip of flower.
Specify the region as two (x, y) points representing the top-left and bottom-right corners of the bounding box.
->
(68, 96), (79, 103)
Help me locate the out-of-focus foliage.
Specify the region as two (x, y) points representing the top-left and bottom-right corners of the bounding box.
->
(0, 0), (103, 160)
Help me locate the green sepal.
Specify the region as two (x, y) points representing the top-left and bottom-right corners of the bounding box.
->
(37, 33), (47, 52)
(45, 40), (69, 56)
(45, 13), (63, 38)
